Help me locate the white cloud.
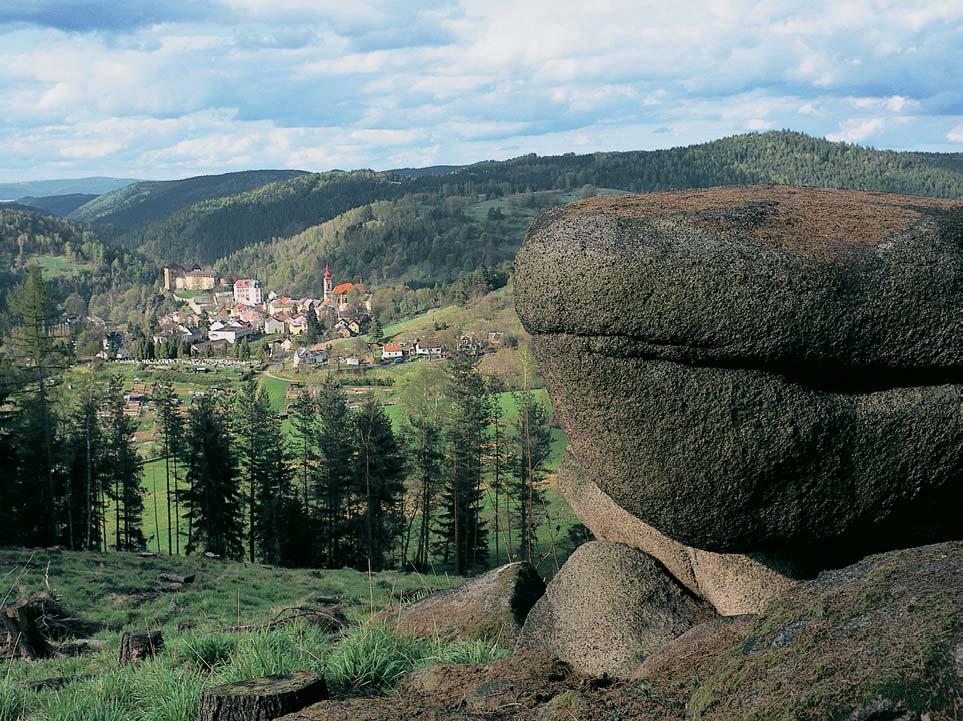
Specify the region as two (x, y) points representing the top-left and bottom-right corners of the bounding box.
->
(2, 0), (963, 179)
(827, 117), (887, 143)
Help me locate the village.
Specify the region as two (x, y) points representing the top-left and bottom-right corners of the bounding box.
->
(149, 263), (464, 370)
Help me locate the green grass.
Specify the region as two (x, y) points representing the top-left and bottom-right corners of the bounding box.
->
(0, 548), (494, 721)
(29, 255), (95, 278)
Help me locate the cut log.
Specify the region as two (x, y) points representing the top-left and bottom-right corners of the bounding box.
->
(223, 607), (350, 635)
(198, 672), (329, 721)
(119, 630), (163, 665)
(56, 638), (107, 656)
(27, 675), (91, 692)
(157, 573), (196, 585)
(2, 600), (53, 660)
(138, 552), (160, 558)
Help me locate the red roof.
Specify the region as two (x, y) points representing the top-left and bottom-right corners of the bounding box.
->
(332, 282), (354, 294)
(323, 263), (332, 279)
(383, 344), (402, 352)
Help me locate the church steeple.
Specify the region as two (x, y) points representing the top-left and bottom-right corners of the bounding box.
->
(323, 262), (333, 302)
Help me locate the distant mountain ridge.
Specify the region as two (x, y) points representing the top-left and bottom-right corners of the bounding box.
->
(125, 131), (963, 269)
(17, 193), (99, 216)
(0, 177), (138, 200)
(69, 169), (309, 230)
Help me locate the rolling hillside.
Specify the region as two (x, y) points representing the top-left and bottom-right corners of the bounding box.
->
(125, 170), (408, 264)
(0, 176), (138, 200)
(17, 193), (98, 216)
(69, 169), (309, 229)
(131, 131), (963, 272)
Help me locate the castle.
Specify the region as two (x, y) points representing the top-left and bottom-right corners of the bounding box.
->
(163, 264), (221, 291)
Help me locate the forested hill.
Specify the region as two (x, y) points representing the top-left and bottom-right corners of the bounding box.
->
(212, 131), (963, 295)
(132, 131), (963, 269)
(0, 204), (157, 302)
(126, 170), (407, 264)
(402, 131), (963, 198)
(69, 169), (309, 229)
(17, 193), (98, 216)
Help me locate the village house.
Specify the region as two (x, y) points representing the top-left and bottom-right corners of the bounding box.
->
(237, 307), (266, 329)
(412, 336), (444, 358)
(381, 344), (404, 361)
(153, 323), (202, 345)
(268, 296), (296, 315)
(338, 356), (361, 367)
(233, 278), (263, 306)
(191, 338), (231, 356)
(293, 347), (328, 368)
(264, 315), (286, 335)
(208, 321), (254, 344)
(287, 314), (308, 335)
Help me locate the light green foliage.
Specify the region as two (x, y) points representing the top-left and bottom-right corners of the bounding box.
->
(0, 548), (486, 720)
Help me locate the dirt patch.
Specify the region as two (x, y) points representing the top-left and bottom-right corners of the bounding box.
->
(561, 184), (962, 259)
(279, 650), (696, 720)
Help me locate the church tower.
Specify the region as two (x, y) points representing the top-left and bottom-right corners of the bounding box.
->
(323, 262), (333, 303)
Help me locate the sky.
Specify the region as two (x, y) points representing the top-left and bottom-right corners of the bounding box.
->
(1, 0), (963, 181)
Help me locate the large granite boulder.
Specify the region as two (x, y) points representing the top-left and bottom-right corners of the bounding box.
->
(689, 542), (963, 721)
(378, 562), (544, 645)
(516, 541), (712, 678)
(558, 452), (798, 615)
(515, 185), (963, 562)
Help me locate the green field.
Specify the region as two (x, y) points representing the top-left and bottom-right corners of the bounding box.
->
(29, 254), (96, 277)
(0, 549), (495, 721)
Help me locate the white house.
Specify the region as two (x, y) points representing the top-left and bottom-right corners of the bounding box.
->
(233, 278), (263, 306)
(412, 337), (444, 357)
(208, 322), (254, 344)
(381, 344), (404, 361)
(293, 348), (328, 368)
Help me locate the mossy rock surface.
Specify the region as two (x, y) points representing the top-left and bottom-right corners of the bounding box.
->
(689, 542), (963, 721)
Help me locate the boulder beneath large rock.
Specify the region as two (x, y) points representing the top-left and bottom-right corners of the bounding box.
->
(689, 542), (963, 720)
(379, 562), (545, 644)
(558, 453), (798, 615)
(515, 184), (963, 563)
(516, 542), (711, 678)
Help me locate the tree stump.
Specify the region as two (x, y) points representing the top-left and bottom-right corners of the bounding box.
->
(2, 600), (53, 660)
(198, 672), (329, 721)
(119, 630), (163, 665)
(157, 573), (196, 585)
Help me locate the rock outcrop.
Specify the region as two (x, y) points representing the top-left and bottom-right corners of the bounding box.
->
(379, 561), (545, 644)
(558, 453), (797, 615)
(515, 184), (963, 563)
(689, 542), (963, 720)
(516, 542), (711, 678)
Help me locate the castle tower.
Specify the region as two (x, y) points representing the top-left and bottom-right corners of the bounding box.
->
(323, 262), (333, 303)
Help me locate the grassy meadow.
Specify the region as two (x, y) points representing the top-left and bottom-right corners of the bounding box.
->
(0, 549), (505, 721)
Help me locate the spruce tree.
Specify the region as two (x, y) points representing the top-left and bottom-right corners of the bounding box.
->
(314, 375), (354, 566)
(183, 394), (242, 558)
(7, 266), (65, 544)
(352, 398), (405, 571)
(154, 382), (184, 555)
(103, 376), (145, 551)
(434, 350), (490, 575)
(233, 381), (292, 563)
(65, 375), (107, 550)
(406, 411), (443, 570)
(510, 392), (552, 563)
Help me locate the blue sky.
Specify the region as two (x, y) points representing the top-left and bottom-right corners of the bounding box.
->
(2, 0), (962, 181)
